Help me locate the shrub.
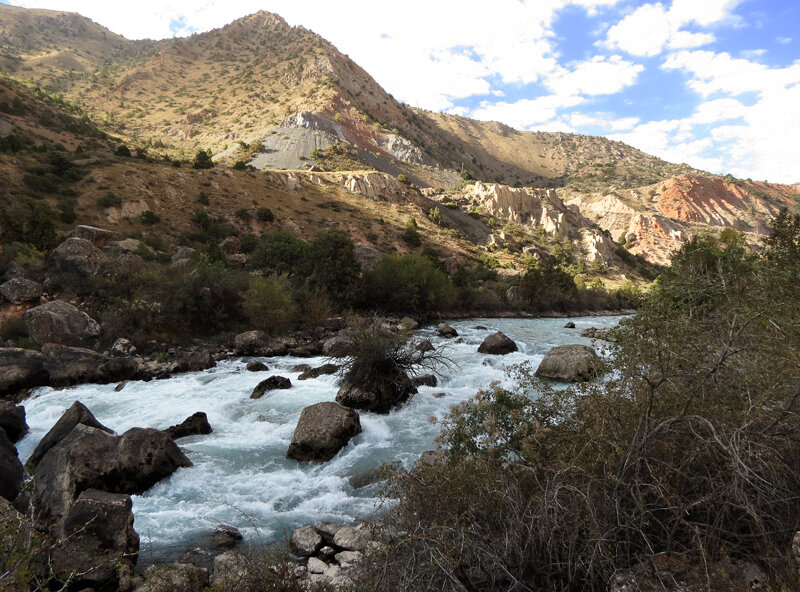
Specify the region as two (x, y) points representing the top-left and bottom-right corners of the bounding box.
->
(242, 275), (295, 334)
(0, 201), (58, 251)
(249, 229), (312, 276)
(57, 198), (77, 223)
(427, 207), (443, 226)
(444, 201), (458, 209)
(235, 208), (251, 221)
(256, 207), (275, 222)
(192, 149), (214, 169)
(401, 217), (421, 247)
(396, 173), (410, 185)
(96, 192), (122, 208)
(197, 191), (210, 205)
(114, 144), (131, 157)
(364, 226), (800, 592)
(363, 254), (456, 313)
(140, 210), (160, 224)
(232, 160), (247, 170)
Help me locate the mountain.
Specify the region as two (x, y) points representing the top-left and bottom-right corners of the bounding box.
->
(1, 4), (798, 267)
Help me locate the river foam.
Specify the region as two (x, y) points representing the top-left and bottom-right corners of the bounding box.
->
(16, 315), (623, 559)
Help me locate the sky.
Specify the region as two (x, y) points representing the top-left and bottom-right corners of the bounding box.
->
(3, 0), (799, 183)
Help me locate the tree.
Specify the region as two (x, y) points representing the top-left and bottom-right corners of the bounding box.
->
(192, 149), (214, 169)
(242, 275), (295, 334)
(402, 217), (421, 247)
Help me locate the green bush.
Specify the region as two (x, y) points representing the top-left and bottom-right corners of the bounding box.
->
(427, 207), (443, 226)
(363, 254), (456, 313)
(140, 210), (160, 224)
(192, 149), (214, 169)
(242, 275), (295, 334)
(0, 200), (58, 251)
(396, 173), (410, 185)
(197, 191), (210, 205)
(401, 217), (421, 247)
(308, 230), (361, 305)
(235, 208), (251, 221)
(249, 229), (311, 276)
(114, 144), (132, 157)
(96, 192), (122, 208)
(57, 198), (77, 223)
(256, 207), (275, 222)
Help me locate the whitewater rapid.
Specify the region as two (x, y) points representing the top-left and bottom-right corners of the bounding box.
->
(16, 316), (622, 559)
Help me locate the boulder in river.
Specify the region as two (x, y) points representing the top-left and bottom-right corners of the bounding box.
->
(28, 400), (113, 469)
(22, 300), (102, 347)
(0, 401), (28, 442)
(335, 374), (417, 413)
(250, 376), (291, 399)
(298, 363), (339, 380)
(564, 321), (576, 329)
(580, 326), (613, 341)
(286, 402), (361, 462)
(416, 339), (434, 353)
(477, 331), (518, 355)
(246, 361), (269, 372)
(32, 424), (192, 523)
(411, 374), (438, 388)
(535, 344), (604, 382)
(436, 323), (458, 338)
(166, 412), (212, 440)
(0, 429), (23, 501)
(0, 347), (49, 397)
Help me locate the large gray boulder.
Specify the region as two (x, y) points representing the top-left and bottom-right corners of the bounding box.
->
(0, 401), (28, 442)
(287, 402), (362, 462)
(535, 344), (604, 382)
(477, 331), (518, 355)
(33, 424), (192, 523)
(27, 401), (113, 469)
(0, 277), (43, 303)
(22, 300), (101, 347)
(0, 429), (23, 501)
(234, 330), (287, 356)
(51, 488), (139, 591)
(47, 237), (109, 276)
(0, 348), (49, 397)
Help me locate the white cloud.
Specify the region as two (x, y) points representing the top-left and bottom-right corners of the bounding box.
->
(569, 112), (640, 130)
(545, 55), (643, 95)
(471, 94), (586, 129)
(602, 0), (739, 57)
(663, 50), (800, 96)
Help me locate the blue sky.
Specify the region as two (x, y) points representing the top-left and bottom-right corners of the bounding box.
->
(3, 0), (799, 183)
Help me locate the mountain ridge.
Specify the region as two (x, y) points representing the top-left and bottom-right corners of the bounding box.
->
(0, 4), (798, 266)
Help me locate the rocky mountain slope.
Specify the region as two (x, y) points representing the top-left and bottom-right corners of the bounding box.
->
(1, 4), (798, 267)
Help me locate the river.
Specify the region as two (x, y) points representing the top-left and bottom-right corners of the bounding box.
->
(16, 315), (623, 561)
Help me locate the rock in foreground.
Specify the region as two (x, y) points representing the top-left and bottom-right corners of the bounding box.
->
(287, 402), (361, 462)
(0, 429), (23, 501)
(33, 424), (192, 522)
(28, 400), (113, 469)
(0, 401), (28, 442)
(477, 331), (518, 355)
(535, 344), (603, 382)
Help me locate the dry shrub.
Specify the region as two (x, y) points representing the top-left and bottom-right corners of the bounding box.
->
(357, 229), (800, 592)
